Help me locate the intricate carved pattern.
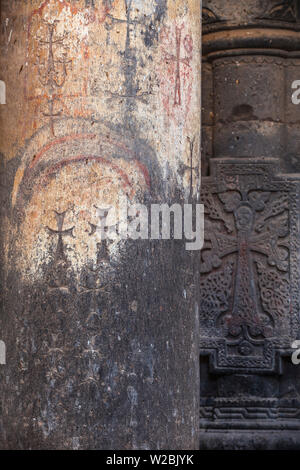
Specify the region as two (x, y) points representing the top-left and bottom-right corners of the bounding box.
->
(213, 56), (286, 68)
(200, 406), (300, 423)
(199, 262), (233, 329)
(201, 190), (234, 233)
(200, 158), (300, 374)
(260, 1), (297, 23)
(256, 261), (290, 318)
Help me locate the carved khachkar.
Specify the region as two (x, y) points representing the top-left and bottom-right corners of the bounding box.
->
(201, 0), (300, 449)
(200, 159), (300, 449)
(200, 158), (300, 374)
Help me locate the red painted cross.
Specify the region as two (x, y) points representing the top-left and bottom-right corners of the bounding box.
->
(164, 25), (193, 106)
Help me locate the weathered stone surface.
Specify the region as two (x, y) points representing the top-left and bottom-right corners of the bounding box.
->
(0, 0), (201, 449)
(201, 0), (300, 450)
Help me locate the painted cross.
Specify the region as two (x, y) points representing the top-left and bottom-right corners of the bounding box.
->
(163, 25), (193, 106)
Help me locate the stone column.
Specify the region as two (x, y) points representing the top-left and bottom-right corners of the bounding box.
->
(0, 0), (201, 450)
(200, 0), (300, 450)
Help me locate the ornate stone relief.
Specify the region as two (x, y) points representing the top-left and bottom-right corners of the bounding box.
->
(259, 1), (297, 23)
(200, 158), (300, 374)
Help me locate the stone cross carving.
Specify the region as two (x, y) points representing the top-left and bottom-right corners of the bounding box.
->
(200, 158), (300, 374)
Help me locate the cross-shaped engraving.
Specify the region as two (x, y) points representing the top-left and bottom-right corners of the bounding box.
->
(88, 206), (118, 241)
(200, 159), (300, 373)
(47, 210), (75, 260)
(77, 242), (110, 321)
(105, 0), (152, 104)
(78, 211), (115, 321)
(36, 20), (72, 135)
(202, 186), (289, 338)
(106, 0), (144, 29)
(163, 25), (193, 106)
(76, 206), (117, 319)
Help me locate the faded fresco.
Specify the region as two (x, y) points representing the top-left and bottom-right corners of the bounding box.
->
(1, 0), (201, 281)
(0, 0), (201, 450)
